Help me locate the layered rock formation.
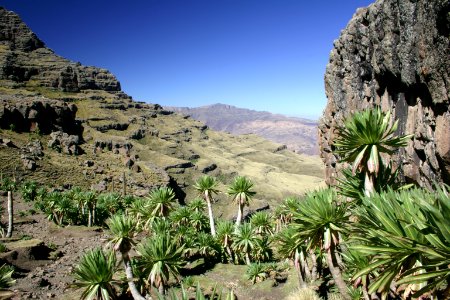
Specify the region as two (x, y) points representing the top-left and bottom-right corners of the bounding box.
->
(0, 7), (120, 92)
(319, 0), (449, 188)
(170, 103), (319, 155)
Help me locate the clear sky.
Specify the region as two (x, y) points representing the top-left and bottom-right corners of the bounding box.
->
(2, 0), (373, 119)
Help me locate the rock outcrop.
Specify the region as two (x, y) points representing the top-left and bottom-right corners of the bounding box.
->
(0, 95), (82, 134)
(319, 0), (449, 188)
(0, 7), (120, 92)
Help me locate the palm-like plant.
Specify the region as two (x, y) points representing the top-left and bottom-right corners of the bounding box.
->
(0, 264), (15, 290)
(341, 248), (371, 300)
(337, 162), (408, 201)
(274, 196), (301, 231)
(48, 191), (76, 225)
(68, 186), (83, 207)
(20, 181), (38, 202)
(187, 198), (206, 212)
(169, 206), (191, 228)
(149, 217), (173, 236)
(128, 198), (152, 230)
(291, 188), (350, 300)
(275, 226), (308, 288)
(246, 263), (267, 284)
(250, 211), (273, 236)
(216, 220), (234, 262)
(107, 214), (145, 300)
(194, 175), (219, 236)
(1, 177), (16, 238)
(252, 236), (272, 263)
(351, 186), (450, 299)
(147, 187), (176, 218)
(232, 222), (259, 265)
(334, 107), (412, 195)
(137, 233), (185, 295)
(98, 193), (123, 215)
(73, 248), (118, 300)
(189, 211), (209, 232)
(83, 191), (97, 227)
(227, 176), (256, 230)
(194, 232), (220, 260)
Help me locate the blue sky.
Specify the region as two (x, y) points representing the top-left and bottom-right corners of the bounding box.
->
(2, 0), (373, 119)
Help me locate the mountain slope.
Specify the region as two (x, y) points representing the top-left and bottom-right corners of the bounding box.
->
(169, 103), (319, 155)
(0, 7), (324, 215)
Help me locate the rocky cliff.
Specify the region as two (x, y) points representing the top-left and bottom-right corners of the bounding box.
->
(319, 0), (449, 188)
(0, 7), (121, 92)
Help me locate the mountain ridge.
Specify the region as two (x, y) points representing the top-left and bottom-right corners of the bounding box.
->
(0, 5), (324, 207)
(167, 103), (319, 155)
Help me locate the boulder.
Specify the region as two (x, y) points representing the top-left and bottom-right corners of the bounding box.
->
(48, 131), (81, 155)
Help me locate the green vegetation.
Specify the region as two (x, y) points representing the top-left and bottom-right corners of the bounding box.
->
(4, 107), (446, 299)
(72, 248), (118, 300)
(334, 107), (412, 196)
(227, 176), (256, 230)
(61, 108), (450, 300)
(0, 264), (15, 291)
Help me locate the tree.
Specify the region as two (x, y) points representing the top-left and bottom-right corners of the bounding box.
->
(147, 187), (176, 218)
(47, 191), (75, 226)
(252, 236), (272, 263)
(1, 178), (16, 238)
(275, 226), (308, 288)
(232, 222), (259, 265)
(68, 187), (85, 217)
(334, 107), (412, 196)
(136, 233), (185, 295)
(107, 214), (145, 300)
(189, 211), (209, 232)
(73, 248), (118, 300)
(291, 188), (351, 300)
(194, 175), (219, 236)
(169, 206), (191, 228)
(187, 198), (206, 213)
(98, 193), (123, 216)
(227, 176), (256, 231)
(83, 191), (97, 227)
(194, 232), (220, 261)
(216, 220), (234, 262)
(250, 211), (273, 236)
(20, 181), (38, 202)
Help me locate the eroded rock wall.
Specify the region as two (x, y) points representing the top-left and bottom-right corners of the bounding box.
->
(319, 0), (449, 188)
(0, 7), (121, 92)
(0, 95), (82, 135)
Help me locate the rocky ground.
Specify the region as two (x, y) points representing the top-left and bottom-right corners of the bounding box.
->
(1, 195), (106, 299)
(0, 195), (299, 300)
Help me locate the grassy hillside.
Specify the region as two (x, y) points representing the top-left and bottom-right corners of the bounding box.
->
(0, 84), (324, 218)
(169, 103), (319, 155)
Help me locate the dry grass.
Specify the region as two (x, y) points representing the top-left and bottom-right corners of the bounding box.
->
(0, 85), (325, 210)
(284, 288), (321, 300)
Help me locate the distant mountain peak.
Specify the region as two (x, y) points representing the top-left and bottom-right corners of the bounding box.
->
(169, 104), (319, 155)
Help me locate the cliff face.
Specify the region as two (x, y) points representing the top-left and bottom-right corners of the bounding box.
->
(319, 0), (450, 188)
(0, 6), (125, 134)
(0, 7), (121, 92)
